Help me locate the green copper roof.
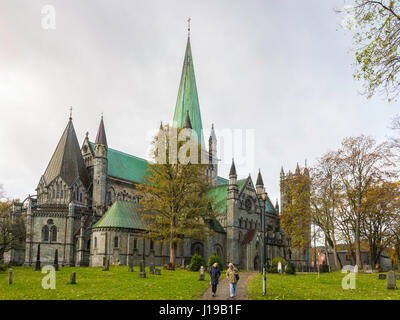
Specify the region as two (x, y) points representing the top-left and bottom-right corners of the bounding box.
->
(265, 196), (277, 214)
(90, 142), (149, 184)
(207, 179), (247, 214)
(93, 200), (144, 230)
(217, 176), (229, 185)
(213, 220), (226, 233)
(173, 36), (205, 146)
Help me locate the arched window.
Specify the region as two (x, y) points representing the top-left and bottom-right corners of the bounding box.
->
(87, 239), (91, 250)
(42, 225), (49, 241)
(114, 236), (119, 248)
(94, 237), (97, 249)
(134, 238), (137, 249)
(50, 225), (57, 242)
(60, 189), (63, 199)
(52, 189), (55, 199)
(56, 183), (60, 199)
(150, 240), (154, 250)
(80, 193), (82, 202)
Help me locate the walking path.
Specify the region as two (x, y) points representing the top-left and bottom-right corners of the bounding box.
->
(199, 272), (257, 300)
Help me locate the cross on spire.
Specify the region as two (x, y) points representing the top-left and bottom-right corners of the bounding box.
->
(187, 17), (191, 36)
(69, 106), (73, 120)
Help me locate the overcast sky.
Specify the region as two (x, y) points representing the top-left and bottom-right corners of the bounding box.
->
(0, 0), (397, 204)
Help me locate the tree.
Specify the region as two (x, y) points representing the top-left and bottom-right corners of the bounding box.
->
(347, 0), (400, 101)
(334, 135), (396, 269)
(0, 200), (26, 265)
(361, 181), (400, 266)
(280, 167), (311, 249)
(310, 152), (343, 270)
(137, 125), (215, 266)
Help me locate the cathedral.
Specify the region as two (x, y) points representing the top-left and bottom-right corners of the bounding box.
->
(7, 31), (311, 270)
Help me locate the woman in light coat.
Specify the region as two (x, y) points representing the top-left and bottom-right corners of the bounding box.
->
(226, 263), (239, 298)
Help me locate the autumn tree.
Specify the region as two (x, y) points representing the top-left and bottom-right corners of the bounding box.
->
(334, 135), (396, 269)
(137, 125), (215, 266)
(361, 181), (400, 266)
(344, 0), (400, 101)
(310, 152), (343, 270)
(280, 165), (312, 250)
(0, 187), (26, 265)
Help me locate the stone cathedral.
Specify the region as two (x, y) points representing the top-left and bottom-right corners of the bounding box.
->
(6, 32), (311, 270)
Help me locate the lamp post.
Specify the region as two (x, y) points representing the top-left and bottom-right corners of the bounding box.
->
(261, 192), (268, 296)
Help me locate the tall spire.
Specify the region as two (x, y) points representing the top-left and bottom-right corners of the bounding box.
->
(229, 159), (237, 177)
(256, 169), (264, 186)
(95, 115), (107, 146)
(172, 28), (205, 147)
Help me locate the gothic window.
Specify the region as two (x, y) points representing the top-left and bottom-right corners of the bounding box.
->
(60, 189), (63, 199)
(114, 236), (119, 248)
(94, 237), (97, 249)
(52, 189), (55, 199)
(42, 225), (49, 242)
(50, 225), (57, 242)
(150, 240), (154, 250)
(87, 239), (91, 250)
(134, 238), (137, 249)
(56, 184), (60, 199)
(80, 193), (82, 202)
(73, 191), (76, 201)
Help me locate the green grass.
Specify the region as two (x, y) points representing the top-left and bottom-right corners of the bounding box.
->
(247, 271), (400, 300)
(0, 266), (210, 300)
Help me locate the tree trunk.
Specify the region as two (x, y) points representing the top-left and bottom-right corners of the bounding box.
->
(169, 241), (176, 265)
(355, 216), (362, 269)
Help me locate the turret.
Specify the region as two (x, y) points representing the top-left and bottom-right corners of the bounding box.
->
(93, 115), (108, 215)
(256, 169), (264, 195)
(208, 124), (218, 184)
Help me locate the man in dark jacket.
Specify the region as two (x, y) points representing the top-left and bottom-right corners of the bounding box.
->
(209, 262), (221, 297)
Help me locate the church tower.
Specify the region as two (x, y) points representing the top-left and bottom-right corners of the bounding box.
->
(92, 115), (108, 216)
(226, 159), (239, 266)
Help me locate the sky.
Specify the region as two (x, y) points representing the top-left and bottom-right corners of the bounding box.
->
(0, 0), (398, 204)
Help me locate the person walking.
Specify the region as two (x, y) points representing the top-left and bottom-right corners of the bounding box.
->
(208, 262), (221, 297)
(226, 263), (239, 298)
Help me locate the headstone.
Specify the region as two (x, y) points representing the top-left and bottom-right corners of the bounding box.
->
(34, 244), (41, 271)
(387, 271), (397, 290)
(199, 266), (205, 281)
(128, 258), (134, 272)
(53, 249), (59, 271)
(149, 263), (155, 275)
(155, 268), (161, 275)
(379, 274), (387, 280)
(8, 269), (12, 285)
(103, 258), (109, 271)
(139, 260), (146, 278)
(70, 272), (76, 284)
(354, 265), (358, 274)
(277, 261), (282, 274)
(395, 274), (400, 281)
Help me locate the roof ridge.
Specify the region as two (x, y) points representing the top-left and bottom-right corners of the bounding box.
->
(89, 141), (148, 163)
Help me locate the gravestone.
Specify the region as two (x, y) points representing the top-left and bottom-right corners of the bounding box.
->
(149, 263), (155, 275)
(199, 266), (205, 281)
(387, 271), (397, 290)
(54, 249), (59, 271)
(379, 274), (387, 280)
(8, 269), (12, 285)
(70, 272), (76, 284)
(128, 258), (134, 272)
(155, 268), (161, 275)
(139, 260), (146, 278)
(395, 274), (400, 281)
(277, 261), (282, 274)
(103, 259), (110, 271)
(34, 244), (41, 271)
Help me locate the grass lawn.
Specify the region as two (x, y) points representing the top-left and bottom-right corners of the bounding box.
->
(0, 266), (210, 300)
(247, 271), (400, 300)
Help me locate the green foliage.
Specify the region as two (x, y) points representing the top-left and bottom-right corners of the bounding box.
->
(267, 266), (278, 274)
(285, 262), (296, 275)
(0, 265), (6, 272)
(188, 254), (203, 271)
(207, 253), (222, 270)
(272, 257), (286, 267)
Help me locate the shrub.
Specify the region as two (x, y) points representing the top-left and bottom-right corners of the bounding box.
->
(318, 264), (330, 273)
(208, 253), (222, 270)
(0, 265), (6, 272)
(164, 262), (175, 270)
(285, 262), (296, 275)
(188, 254), (203, 272)
(267, 266), (278, 273)
(272, 257), (286, 267)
